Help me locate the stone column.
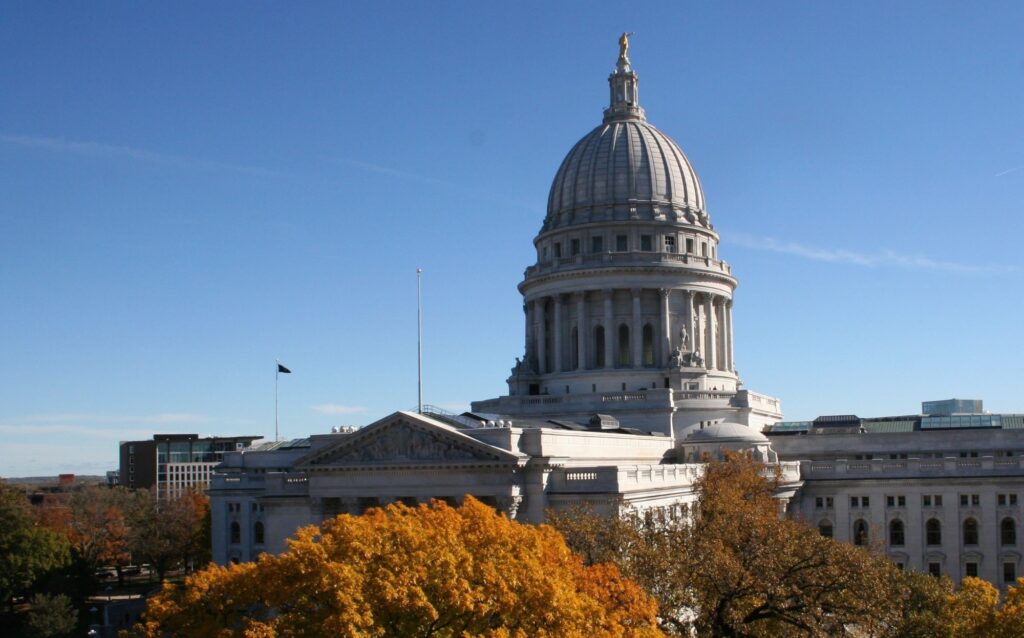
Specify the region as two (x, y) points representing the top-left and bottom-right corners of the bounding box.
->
(536, 298), (547, 375)
(660, 288), (671, 366)
(729, 301), (737, 372)
(704, 295), (717, 370)
(603, 289), (614, 368)
(631, 289), (642, 368)
(726, 299), (734, 372)
(575, 292), (587, 370)
(523, 302), (531, 366)
(553, 295), (563, 373)
(683, 290), (695, 354)
(716, 298), (726, 371)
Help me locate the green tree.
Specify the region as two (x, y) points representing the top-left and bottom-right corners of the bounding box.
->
(128, 497), (665, 638)
(25, 593), (78, 638)
(0, 481), (71, 610)
(129, 489), (208, 581)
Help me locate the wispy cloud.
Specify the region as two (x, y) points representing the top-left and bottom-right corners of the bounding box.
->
(311, 404), (368, 416)
(336, 158), (454, 188)
(25, 412), (211, 425)
(0, 132), (287, 178)
(995, 165), (1024, 178)
(728, 233), (1015, 274)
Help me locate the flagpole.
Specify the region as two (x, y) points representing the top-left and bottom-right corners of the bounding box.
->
(275, 360), (279, 442)
(417, 268), (423, 414)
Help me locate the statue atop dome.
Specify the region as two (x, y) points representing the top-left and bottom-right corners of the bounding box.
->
(618, 32), (633, 64)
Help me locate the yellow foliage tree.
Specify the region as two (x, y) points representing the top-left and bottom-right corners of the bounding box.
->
(127, 496), (665, 638)
(552, 453), (906, 636)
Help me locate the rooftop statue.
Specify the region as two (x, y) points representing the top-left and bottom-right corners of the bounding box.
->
(618, 32), (632, 63)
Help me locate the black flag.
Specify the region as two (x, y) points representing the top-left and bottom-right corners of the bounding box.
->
(277, 363), (291, 374)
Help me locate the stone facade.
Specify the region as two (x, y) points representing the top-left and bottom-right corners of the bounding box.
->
(770, 407), (1024, 588)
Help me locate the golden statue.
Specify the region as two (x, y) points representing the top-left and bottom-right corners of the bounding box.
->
(618, 32), (632, 62)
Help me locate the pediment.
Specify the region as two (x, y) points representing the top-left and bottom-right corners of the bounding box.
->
(295, 411), (520, 469)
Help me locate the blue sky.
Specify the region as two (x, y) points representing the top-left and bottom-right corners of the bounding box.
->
(1, 2), (1022, 476)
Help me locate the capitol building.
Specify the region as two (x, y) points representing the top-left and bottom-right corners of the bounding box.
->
(209, 38), (1024, 590)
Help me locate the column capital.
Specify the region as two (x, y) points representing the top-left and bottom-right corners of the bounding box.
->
(659, 287), (670, 298)
(602, 288), (615, 297)
(630, 287), (642, 297)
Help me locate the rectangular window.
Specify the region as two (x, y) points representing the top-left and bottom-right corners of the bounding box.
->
(685, 238), (694, 254)
(664, 236), (676, 253)
(816, 497), (824, 509)
(966, 562), (979, 578)
(862, 496), (870, 508)
(1000, 494), (1007, 506)
(972, 494), (980, 506)
(616, 235), (628, 252)
(935, 495), (943, 507)
(591, 236), (603, 253)
(961, 495), (969, 507)
(554, 242), (562, 258)
(923, 495), (932, 507)
(887, 496), (895, 508)
(640, 235), (653, 251)
(929, 562), (942, 577)
(826, 497), (834, 508)
(1005, 562), (1017, 584)
(850, 496), (859, 508)
(701, 242), (708, 256)
(570, 238), (580, 256)
(1013, 495), (1019, 506)
(898, 496), (906, 507)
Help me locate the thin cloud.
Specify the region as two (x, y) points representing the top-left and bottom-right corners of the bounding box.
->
(25, 412), (212, 425)
(995, 165), (1023, 178)
(0, 132), (287, 179)
(311, 404), (368, 416)
(728, 233), (1015, 274)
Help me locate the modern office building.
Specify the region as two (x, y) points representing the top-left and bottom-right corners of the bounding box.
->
(119, 433), (261, 498)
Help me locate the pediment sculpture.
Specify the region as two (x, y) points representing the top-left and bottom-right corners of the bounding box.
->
(328, 422), (491, 464)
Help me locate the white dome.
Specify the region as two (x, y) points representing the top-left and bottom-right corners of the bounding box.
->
(544, 119), (705, 231)
(684, 421), (769, 444)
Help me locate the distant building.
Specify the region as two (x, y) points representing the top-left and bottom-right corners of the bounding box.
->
(119, 433), (261, 498)
(767, 399), (1024, 587)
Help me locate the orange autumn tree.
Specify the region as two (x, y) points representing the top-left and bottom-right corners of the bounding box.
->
(128, 496), (665, 638)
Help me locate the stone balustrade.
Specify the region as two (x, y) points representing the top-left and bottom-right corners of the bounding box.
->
(801, 456), (1024, 479)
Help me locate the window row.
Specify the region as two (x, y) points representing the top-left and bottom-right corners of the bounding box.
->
(541, 234), (715, 260)
(819, 517), (1018, 547)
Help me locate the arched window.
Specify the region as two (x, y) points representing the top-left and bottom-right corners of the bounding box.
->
(1002, 518), (1017, 546)
(964, 518), (979, 546)
(230, 521), (240, 545)
(594, 326), (605, 367)
(253, 521), (265, 545)
(889, 519), (905, 546)
(853, 519), (868, 546)
(818, 520), (833, 538)
(642, 324), (654, 366)
(926, 518), (942, 546)
(617, 324), (631, 366)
